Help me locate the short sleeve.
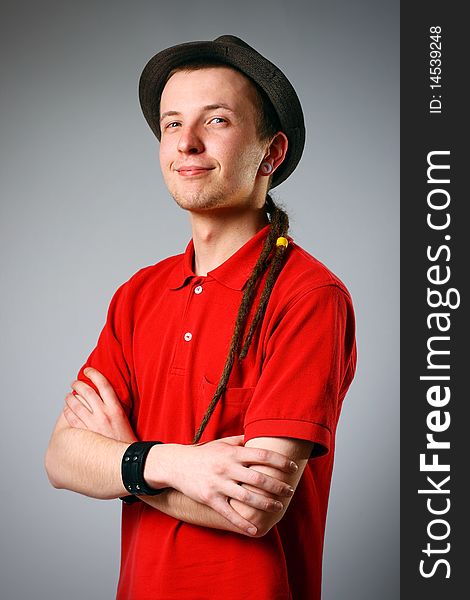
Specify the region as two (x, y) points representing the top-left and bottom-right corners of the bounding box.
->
(243, 284), (357, 457)
(76, 281), (134, 414)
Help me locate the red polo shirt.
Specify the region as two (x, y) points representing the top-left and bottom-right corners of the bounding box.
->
(77, 224), (356, 600)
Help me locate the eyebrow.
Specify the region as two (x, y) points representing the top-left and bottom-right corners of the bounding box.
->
(160, 104), (235, 123)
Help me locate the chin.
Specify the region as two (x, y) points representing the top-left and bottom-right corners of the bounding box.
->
(170, 187), (230, 212)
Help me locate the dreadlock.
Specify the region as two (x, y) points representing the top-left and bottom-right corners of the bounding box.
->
(192, 194), (290, 444)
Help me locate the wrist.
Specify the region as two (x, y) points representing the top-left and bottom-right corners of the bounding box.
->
(121, 441), (167, 496)
(143, 442), (177, 490)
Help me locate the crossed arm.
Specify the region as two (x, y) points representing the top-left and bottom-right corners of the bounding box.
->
(45, 368), (313, 537)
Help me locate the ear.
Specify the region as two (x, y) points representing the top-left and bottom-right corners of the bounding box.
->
(258, 132), (289, 176)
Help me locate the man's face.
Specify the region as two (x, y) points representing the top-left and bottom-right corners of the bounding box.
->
(159, 66), (269, 213)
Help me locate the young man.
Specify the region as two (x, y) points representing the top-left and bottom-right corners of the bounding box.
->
(45, 35), (357, 599)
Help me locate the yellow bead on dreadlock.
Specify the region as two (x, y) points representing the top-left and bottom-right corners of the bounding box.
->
(276, 236), (289, 248)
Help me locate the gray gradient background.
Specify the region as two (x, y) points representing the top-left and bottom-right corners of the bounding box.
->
(0, 0), (398, 598)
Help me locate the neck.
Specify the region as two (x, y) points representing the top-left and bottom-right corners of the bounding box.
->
(189, 207), (270, 276)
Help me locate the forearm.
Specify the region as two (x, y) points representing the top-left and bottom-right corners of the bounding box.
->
(139, 442), (254, 535)
(45, 416), (132, 499)
(139, 439), (292, 537)
(140, 489), (253, 536)
(137, 441), (295, 536)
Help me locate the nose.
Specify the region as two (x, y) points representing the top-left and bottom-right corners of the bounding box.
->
(177, 124), (204, 154)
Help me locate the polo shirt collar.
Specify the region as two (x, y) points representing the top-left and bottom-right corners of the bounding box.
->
(168, 224), (273, 291)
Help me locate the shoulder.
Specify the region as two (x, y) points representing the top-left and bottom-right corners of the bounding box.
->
(127, 253), (183, 290)
(107, 251), (185, 308)
(273, 238), (353, 309)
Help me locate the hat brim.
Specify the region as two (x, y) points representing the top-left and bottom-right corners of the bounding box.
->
(139, 36), (305, 188)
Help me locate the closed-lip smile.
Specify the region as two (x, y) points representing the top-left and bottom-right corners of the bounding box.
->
(176, 165), (215, 176)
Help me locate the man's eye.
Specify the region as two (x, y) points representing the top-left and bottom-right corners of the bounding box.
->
(209, 117), (226, 124)
(165, 122), (180, 129)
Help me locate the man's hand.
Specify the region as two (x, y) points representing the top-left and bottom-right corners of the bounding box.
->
(228, 436), (313, 536)
(145, 436), (297, 534)
(64, 367), (137, 443)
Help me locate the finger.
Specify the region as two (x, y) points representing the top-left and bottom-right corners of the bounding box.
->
(83, 367), (121, 408)
(71, 380), (102, 412)
(238, 447), (298, 474)
(65, 392), (96, 425)
(210, 496), (258, 536)
(72, 390), (93, 413)
(232, 465), (295, 498)
(63, 405), (87, 429)
(229, 484), (284, 514)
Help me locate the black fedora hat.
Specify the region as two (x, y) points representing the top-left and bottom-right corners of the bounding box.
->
(139, 35), (305, 188)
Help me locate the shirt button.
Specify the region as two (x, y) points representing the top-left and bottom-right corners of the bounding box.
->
(194, 285), (203, 295)
(184, 332), (192, 342)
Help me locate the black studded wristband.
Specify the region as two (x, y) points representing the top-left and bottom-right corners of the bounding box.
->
(120, 441), (167, 497)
